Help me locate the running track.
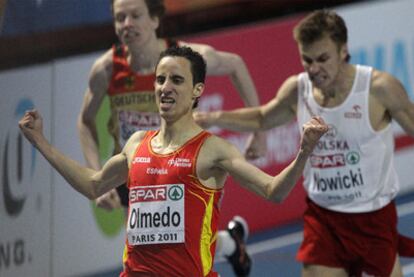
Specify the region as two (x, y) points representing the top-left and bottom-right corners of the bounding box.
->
(86, 189), (414, 276)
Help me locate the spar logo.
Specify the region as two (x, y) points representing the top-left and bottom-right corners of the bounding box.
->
(130, 185), (184, 203)
(310, 154), (346, 169)
(2, 99), (36, 217)
(310, 151), (360, 169)
(346, 151), (360, 165)
(130, 186), (167, 203)
(168, 185), (184, 201)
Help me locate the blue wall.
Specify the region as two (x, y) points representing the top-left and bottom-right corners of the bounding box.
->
(2, 0), (112, 37)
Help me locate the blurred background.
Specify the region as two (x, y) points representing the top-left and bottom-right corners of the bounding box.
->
(1, 0), (414, 276)
(0, 0), (362, 70)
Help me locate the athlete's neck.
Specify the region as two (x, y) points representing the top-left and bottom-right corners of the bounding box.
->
(126, 38), (165, 74)
(154, 117), (203, 153)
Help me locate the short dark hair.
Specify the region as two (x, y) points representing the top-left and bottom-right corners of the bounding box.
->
(156, 46), (207, 108)
(111, 0), (165, 18)
(293, 10), (350, 62)
(157, 46), (206, 85)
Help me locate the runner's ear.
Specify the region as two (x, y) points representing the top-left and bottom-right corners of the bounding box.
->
(193, 83), (204, 98)
(339, 43), (348, 62)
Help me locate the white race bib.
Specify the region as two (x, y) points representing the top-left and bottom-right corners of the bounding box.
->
(127, 184), (185, 245)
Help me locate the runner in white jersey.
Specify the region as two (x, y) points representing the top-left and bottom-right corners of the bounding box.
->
(194, 10), (414, 277)
(297, 65), (399, 212)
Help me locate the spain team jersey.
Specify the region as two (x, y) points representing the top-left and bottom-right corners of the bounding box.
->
(122, 130), (223, 277)
(107, 40), (177, 154)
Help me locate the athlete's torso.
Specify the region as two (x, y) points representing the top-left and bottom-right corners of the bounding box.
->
(123, 130), (222, 276)
(297, 65), (399, 213)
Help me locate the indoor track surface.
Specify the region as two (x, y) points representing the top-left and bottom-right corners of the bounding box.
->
(85, 190), (414, 277)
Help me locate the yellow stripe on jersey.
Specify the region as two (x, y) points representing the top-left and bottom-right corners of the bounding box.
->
(122, 243), (128, 270)
(200, 193), (215, 276)
(122, 243), (128, 265)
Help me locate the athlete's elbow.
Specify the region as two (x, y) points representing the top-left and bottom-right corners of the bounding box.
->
(269, 190), (286, 203)
(266, 185), (288, 203)
(271, 194), (287, 203)
(87, 186), (102, 201)
(81, 183), (97, 200)
(257, 112), (272, 131)
(230, 54), (244, 68)
(225, 54), (247, 77)
(85, 192), (97, 201)
(85, 178), (103, 200)
(71, 185), (97, 200)
(264, 185), (281, 203)
(78, 112), (96, 130)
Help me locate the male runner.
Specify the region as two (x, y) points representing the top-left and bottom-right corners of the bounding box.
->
(20, 45), (328, 276)
(195, 10), (414, 277)
(77, 1), (265, 274)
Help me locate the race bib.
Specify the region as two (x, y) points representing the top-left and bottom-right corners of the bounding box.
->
(127, 184), (185, 246)
(118, 111), (160, 144)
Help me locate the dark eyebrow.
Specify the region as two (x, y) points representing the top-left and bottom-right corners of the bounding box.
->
(171, 74), (185, 81)
(302, 52), (329, 61)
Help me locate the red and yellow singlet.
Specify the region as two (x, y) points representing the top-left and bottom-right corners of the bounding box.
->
(122, 130), (223, 277)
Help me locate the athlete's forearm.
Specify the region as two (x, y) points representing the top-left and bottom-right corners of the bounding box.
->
(229, 58), (260, 107)
(210, 108), (265, 132)
(267, 117), (327, 202)
(77, 117), (102, 170)
(230, 60), (268, 142)
(32, 132), (100, 199)
(267, 148), (310, 202)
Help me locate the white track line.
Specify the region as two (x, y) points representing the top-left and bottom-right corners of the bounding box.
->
(216, 231), (304, 263)
(247, 231), (303, 255)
